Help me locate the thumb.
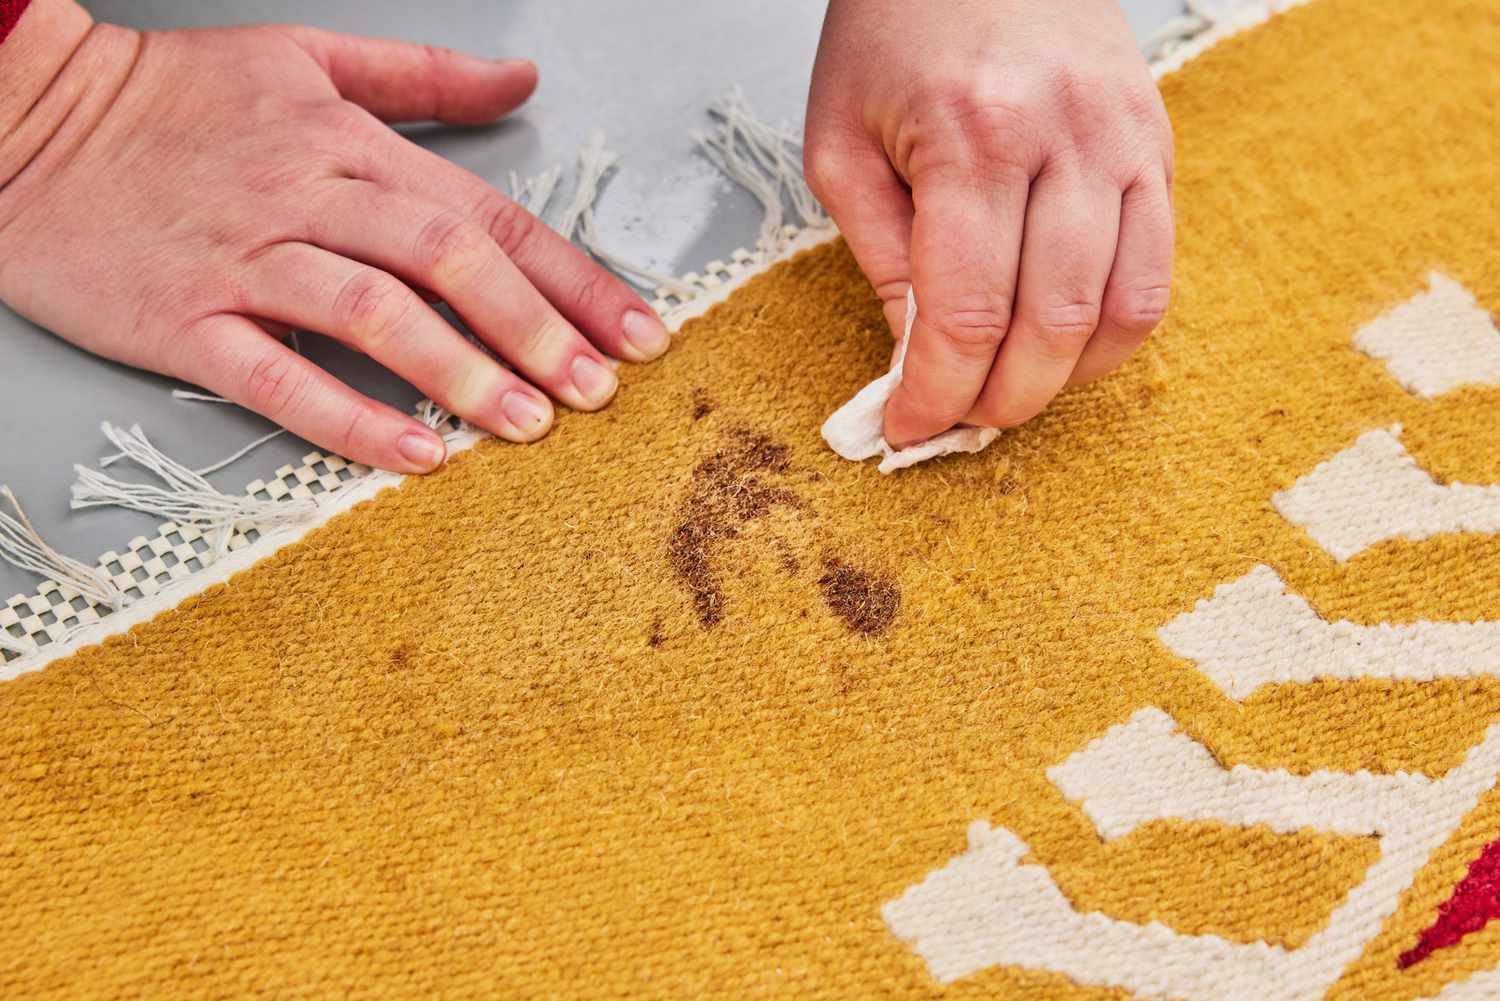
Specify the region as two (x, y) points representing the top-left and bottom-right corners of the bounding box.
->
(291, 27), (538, 125)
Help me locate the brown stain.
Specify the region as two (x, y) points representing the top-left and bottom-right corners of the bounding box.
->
(817, 557), (900, 637)
(690, 388), (715, 421)
(388, 644), (412, 669)
(647, 618), (666, 649)
(668, 429), (803, 628)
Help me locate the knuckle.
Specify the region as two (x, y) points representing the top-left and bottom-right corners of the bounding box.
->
(413, 212), (491, 287)
(1032, 299), (1102, 355)
(512, 316), (572, 369)
(332, 270), (413, 349)
(481, 196), (539, 261)
(802, 140), (849, 201)
(570, 268), (608, 316)
(931, 293), (1014, 356)
(921, 79), (1038, 156)
(243, 352), (308, 419)
(332, 404), (371, 457)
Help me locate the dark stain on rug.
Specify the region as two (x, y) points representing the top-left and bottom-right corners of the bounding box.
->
(818, 557), (900, 636)
(691, 388), (715, 421)
(668, 429), (803, 628)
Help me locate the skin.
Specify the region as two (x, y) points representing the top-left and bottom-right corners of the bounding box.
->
(807, 0), (1175, 446)
(0, 0), (1172, 472)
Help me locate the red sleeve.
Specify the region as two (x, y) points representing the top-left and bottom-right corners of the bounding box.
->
(0, 0), (32, 45)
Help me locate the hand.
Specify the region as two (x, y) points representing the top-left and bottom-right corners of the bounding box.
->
(0, 0), (672, 473)
(805, 0), (1174, 446)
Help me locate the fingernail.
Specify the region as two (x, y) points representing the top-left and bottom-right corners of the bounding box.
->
(621, 309), (671, 360)
(570, 354), (618, 408)
(501, 390), (552, 440)
(398, 432), (446, 472)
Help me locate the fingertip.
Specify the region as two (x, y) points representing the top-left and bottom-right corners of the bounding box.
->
(396, 429), (447, 473)
(620, 308), (671, 362)
(496, 57), (539, 88)
(498, 389), (554, 443)
(482, 57), (538, 118)
(881, 389), (935, 450)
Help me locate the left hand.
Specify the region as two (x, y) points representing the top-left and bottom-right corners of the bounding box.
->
(804, 0), (1175, 447)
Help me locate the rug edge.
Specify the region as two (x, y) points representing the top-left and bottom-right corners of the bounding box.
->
(0, 0), (1314, 679)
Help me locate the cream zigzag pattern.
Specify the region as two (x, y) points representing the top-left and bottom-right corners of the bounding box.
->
(883, 273), (1500, 1000)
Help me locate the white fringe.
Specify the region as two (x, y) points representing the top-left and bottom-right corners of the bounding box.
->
(697, 86), (828, 256)
(0, 486), (125, 611)
(171, 389), (234, 404)
(415, 398), (473, 442)
(1144, 0), (1222, 63)
(70, 423), (318, 559)
(556, 131), (618, 244)
(510, 165), (564, 220)
(556, 131), (698, 297)
(191, 428), (287, 477)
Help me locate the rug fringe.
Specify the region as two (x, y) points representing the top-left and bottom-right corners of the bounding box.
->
(559, 131), (697, 297)
(71, 423), (319, 560)
(696, 86), (826, 257)
(0, 486), (125, 612)
(509, 164), (564, 219)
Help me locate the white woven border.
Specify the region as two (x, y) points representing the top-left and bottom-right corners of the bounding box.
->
(0, 0), (1310, 679)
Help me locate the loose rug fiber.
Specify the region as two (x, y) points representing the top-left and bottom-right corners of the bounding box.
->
(7, 1), (1500, 998)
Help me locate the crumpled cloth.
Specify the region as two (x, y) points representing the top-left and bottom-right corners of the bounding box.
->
(820, 290), (1000, 474)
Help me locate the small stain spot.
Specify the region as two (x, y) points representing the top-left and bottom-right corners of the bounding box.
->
(648, 618), (666, 648)
(818, 557), (900, 636)
(389, 645), (411, 669)
(691, 388), (715, 420)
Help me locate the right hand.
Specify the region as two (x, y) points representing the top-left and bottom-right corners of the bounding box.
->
(0, 0), (672, 473)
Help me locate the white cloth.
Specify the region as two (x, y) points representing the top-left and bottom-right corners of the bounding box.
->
(821, 290), (1000, 474)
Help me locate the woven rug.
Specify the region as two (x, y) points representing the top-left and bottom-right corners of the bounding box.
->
(6, 0), (1500, 997)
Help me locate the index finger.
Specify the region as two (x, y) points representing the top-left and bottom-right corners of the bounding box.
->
(882, 163), (1028, 447)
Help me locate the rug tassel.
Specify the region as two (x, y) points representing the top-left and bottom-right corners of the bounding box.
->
(697, 86), (828, 256)
(0, 485), (125, 611)
(1142, 0), (1235, 62)
(71, 423), (319, 559)
(510, 165), (564, 220)
(557, 131), (696, 297)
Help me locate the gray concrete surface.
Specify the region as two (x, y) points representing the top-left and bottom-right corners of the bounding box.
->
(0, 0), (1185, 597)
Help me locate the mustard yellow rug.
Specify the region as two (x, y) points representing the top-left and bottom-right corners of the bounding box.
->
(7, 0), (1500, 997)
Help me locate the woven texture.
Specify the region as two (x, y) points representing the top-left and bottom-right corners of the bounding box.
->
(5, 0), (1500, 997)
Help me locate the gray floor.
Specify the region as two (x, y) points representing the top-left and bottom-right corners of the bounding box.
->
(0, 0), (1184, 597)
